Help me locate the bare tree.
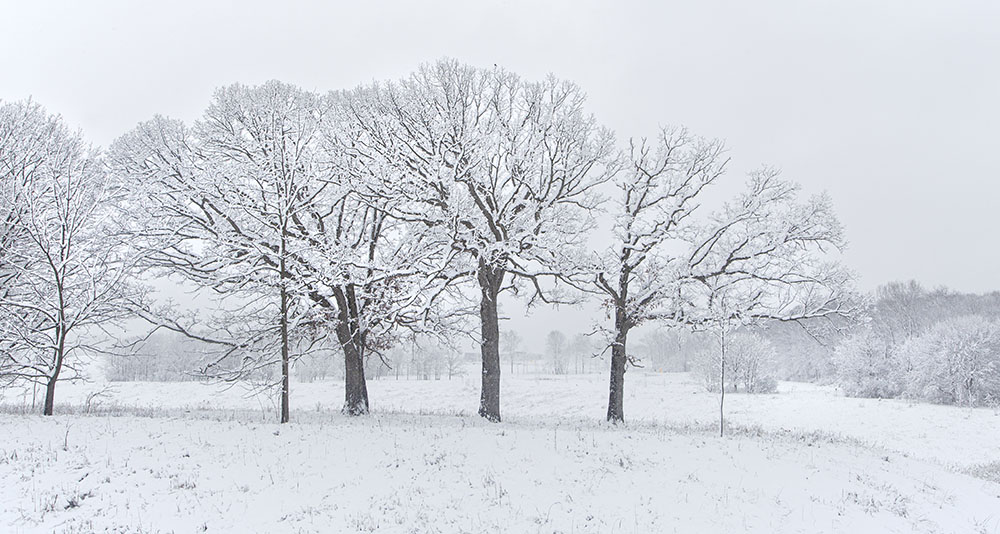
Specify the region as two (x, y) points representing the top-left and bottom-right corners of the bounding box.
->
(687, 169), (856, 435)
(594, 127), (727, 423)
(636, 329), (699, 372)
(443, 349), (465, 380)
(201, 82), (324, 422)
(110, 81), (460, 419)
(109, 83), (329, 422)
(500, 329), (522, 374)
(0, 100), (135, 415)
(566, 333), (596, 374)
(0, 101), (44, 379)
(545, 330), (567, 374)
(0, 101), (39, 302)
(341, 59), (617, 421)
(592, 126), (854, 424)
(320, 91), (465, 414)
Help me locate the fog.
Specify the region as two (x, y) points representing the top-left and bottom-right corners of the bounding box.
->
(3, 0), (998, 347)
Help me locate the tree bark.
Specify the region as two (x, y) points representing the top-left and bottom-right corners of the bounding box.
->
(43, 376), (58, 416)
(606, 303), (629, 423)
(279, 284), (290, 423)
(334, 284), (369, 416)
(719, 327), (726, 437)
(477, 259), (504, 422)
(43, 324), (67, 416)
(341, 334), (368, 415)
(279, 235), (290, 424)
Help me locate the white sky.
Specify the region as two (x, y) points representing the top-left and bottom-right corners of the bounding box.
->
(3, 0), (998, 347)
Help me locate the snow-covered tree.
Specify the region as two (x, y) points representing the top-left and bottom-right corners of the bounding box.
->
(901, 315), (1000, 406)
(686, 169), (853, 319)
(685, 169), (856, 433)
(833, 328), (905, 398)
(0, 102), (40, 369)
(340, 59), (617, 422)
(320, 89), (467, 412)
(442, 349), (466, 380)
(0, 101), (38, 301)
(0, 100), (135, 415)
(589, 126), (853, 423)
(872, 281), (932, 344)
(109, 81), (459, 420)
(109, 82), (327, 422)
(594, 127), (727, 422)
(200, 81), (326, 422)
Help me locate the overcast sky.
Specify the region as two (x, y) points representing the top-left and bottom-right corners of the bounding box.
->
(3, 0), (998, 346)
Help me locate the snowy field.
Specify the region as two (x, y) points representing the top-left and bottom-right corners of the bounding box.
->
(2, 372), (1000, 533)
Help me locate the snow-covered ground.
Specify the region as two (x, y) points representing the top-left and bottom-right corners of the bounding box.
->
(2, 372), (999, 533)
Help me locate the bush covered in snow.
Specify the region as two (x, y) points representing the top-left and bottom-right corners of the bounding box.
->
(835, 316), (1000, 407)
(833, 329), (907, 399)
(700, 332), (778, 394)
(900, 316), (1000, 407)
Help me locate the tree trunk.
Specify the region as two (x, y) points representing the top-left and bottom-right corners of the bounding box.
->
(342, 337), (368, 414)
(719, 328), (727, 437)
(606, 304), (629, 423)
(43, 325), (67, 416)
(477, 259), (504, 422)
(334, 285), (369, 416)
(279, 283), (290, 424)
(43, 376), (58, 416)
(279, 242), (290, 424)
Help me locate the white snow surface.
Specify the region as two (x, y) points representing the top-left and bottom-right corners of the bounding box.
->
(2, 372), (999, 533)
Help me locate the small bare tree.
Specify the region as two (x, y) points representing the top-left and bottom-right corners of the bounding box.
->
(545, 330), (567, 374)
(687, 169), (856, 435)
(567, 333), (596, 374)
(500, 329), (522, 374)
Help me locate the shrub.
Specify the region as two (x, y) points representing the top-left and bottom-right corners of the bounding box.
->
(833, 329), (905, 398)
(901, 316), (1000, 407)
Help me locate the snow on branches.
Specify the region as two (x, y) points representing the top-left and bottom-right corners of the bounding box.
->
(0, 100), (136, 414)
(596, 128), (856, 423)
(109, 81), (462, 418)
(336, 60), (619, 421)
